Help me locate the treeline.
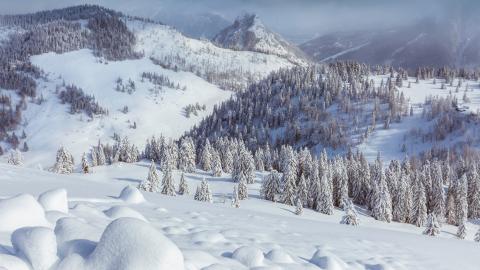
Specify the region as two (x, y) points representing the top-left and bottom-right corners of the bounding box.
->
(58, 84), (108, 117)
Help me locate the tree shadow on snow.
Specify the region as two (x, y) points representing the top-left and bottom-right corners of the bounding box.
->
(114, 177), (141, 184)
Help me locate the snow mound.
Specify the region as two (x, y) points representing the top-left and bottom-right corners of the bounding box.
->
(45, 210), (70, 224)
(265, 249), (294, 263)
(104, 206), (147, 222)
(0, 194), (48, 232)
(38, 188), (69, 213)
(11, 226), (58, 270)
(85, 217), (184, 270)
(54, 217), (103, 250)
(59, 239), (97, 259)
(190, 230), (226, 244)
(231, 246), (264, 267)
(0, 254), (31, 270)
(183, 249), (219, 269)
(310, 248), (348, 270)
(118, 186), (145, 204)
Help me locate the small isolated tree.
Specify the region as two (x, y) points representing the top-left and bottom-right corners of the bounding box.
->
(81, 152), (90, 173)
(53, 146), (74, 174)
(456, 222), (467, 240)
(211, 150), (223, 177)
(178, 172), (189, 195)
(138, 160), (160, 192)
(261, 170), (281, 202)
(341, 199), (359, 226)
(423, 213), (440, 236)
(238, 172), (248, 200)
(295, 197), (303, 215)
(161, 167), (176, 196)
(194, 178), (212, 202)
(7, 149), (23, 166)
(231, 184), (240, 208)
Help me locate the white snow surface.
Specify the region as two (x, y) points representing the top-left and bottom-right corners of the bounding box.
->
(0, 162), (478, 270)
(38, 188), (69, 213)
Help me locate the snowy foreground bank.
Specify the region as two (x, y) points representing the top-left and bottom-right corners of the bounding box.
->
(0, 163), (478, 270)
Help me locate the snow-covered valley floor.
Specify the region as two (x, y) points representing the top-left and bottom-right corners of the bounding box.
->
(0, 162), (478, 270)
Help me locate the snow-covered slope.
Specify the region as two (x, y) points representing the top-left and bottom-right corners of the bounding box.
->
(18, 49), (230, 168)
(213, 14), (308, 65)
(129, 18), (299, 91)
(0, 162), (478, 270)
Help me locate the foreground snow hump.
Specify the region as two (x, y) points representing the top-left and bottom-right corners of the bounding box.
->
(0, 254), (31, 270)
(310, 248), (348, 270)
(0, 194), (48, 232)
(118, 185), (146, 204)
(38, 188), (69, 213)
(104, 206), (147, 222)
(231, 246), (265, 267)
(85, 217), (184, 270)
(11, 226), (58, 270)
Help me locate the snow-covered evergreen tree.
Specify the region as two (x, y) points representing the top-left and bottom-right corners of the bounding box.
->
(254, 148), (265, 171)
(341, 199), (359, 226)
(194, 178), (213, 202)
(179, 136), (196, 173)
(371, 160), (392, 222)
(430, 161), (445, 219)
(52, 146), (74, 174)
(211, 150), (223, 177)
(316, 173), (334, 215)
(413, 181), (427, 227)
(295, 197), (303, 215)
(81, 152), (90, 173)
(199, 139), (212, 171)
(282, 161), (297, 206)
(296, 174), (308, 207)
(467, 163), (480, 218)
(423, 213), (440, 236)
(456, 222), (467, 240)
(178, 172), (189, 195)
(7, 149), (23, 166)
(455, 174), (468, 226)
(261, 170), (281, 202)
(231, 184), (240, 208)
(161, 157), (176, 196)
(475, 227), (480, 242)
(238, 172), (248, 200)
(138, 160), (160, 192)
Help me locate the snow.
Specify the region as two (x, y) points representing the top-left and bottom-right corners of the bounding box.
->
(310, 248), (348, 270)
(24, 49), (231, 168)
(104, 206), (147, 222)
(118, 185), (145, 204)
(11, 226), (58, 270)
(231, 246), (265, 267)
(0, 163), (479, 269)
(357, 76), (480, 161)
(83, 217), (184, 270)
(38, 188), (69, 213)
(0, 254), (31, 270)
(0, 194), (49, 232)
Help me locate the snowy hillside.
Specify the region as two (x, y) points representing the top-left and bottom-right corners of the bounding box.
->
(213, 14), (307, 66)
(14, 49), (230, 168)
(0, 162), (478, 270)
(129, 18), (299, 91)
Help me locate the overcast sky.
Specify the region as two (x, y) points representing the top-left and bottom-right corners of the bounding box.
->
(0, 0), (475, 41)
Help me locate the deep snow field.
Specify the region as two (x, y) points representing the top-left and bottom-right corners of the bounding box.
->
(0, 162), (479, 270)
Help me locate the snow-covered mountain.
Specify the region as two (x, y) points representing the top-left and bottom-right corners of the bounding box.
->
(300, 15), (480, 69)
(213, 14), (308, 65)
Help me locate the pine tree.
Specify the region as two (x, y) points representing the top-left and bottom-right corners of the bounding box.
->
(222, 146), (234, 173)
(254, 149), (265, 171)
(199, 139), (212, 171)
(138, 160), (160, 192)
(194, 178), (212, 202)
(231, 184), (240, 208)
(456, 222), (467, 240)
(211, 150), (223, 177)
(446, 177), (458, 225)
(413, 181), (427, 227)
(467, 163), (480, 218)
(455, 174), (468, 226)
(341, 199), (359, 226)
(371, 162), (393, 222)
(161, 158), (176, 196)
(282, 164), (297, 206)
(316, 173), (334, 215)
(296, 174), (308, 206)
(179, 137), (196, 173)
(238, 172), (248, 200)
(295, 197), (303, 215)
(81, 152), (90, 173)
(430, 161), (445, 219)
(261, 170), (281, 202)
(97, 143), (106, 165)
(7, 149), (23, 166)
(423, 213), (440, 236)
(52, 146), (74, 174)
(178, 172), (189, 195)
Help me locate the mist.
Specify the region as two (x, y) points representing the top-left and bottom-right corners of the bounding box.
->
(0, 0), (477, 43)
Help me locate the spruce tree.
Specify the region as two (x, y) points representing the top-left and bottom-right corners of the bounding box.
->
(455, 174), (468, 226)
(296, 174), (308, 206)
(238, 172), (248, 200)
(199, 139), (212, 171)
(179, 137), (196, 173)
(316, 173), (334, 215)
(178, 172), (189, 195)
(138, 160), (160, 192)
(211, 150), (223, 177)
(423, 213), (440, 236)
(467, 163), (480, 218)
(413, 181), (427, 227)
(231, 184), (240, 208)
(7, 149), (23, 166)
(261, 170), (281, 202)
(81, 152), (90, 173)
(295, 197), (303, 215)
(341, 199), (359, 226)
(194, 178), (213, 202)
(282, 164), (297, 206)
(161, 160), (176, 196)
(475, 227), (480, 242)
(430, 161), (445, 219)
(52, 146), (74, 174)
(371, 164), (393, 223)
(456, 222), (467, 240)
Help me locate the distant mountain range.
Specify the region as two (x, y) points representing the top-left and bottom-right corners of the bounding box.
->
(300, 16), (480, 69)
